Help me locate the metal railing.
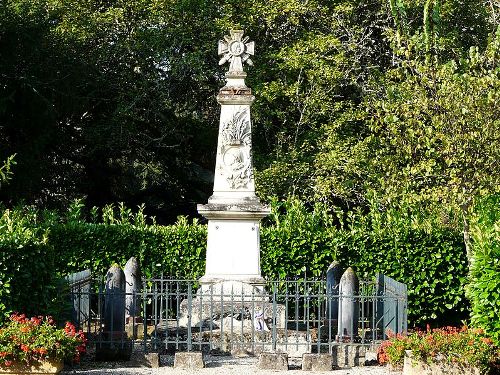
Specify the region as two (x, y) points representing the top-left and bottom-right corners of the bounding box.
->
(68, 276), (407, 356)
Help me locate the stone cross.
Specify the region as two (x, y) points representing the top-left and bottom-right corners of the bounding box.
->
(218, 30), (255, 74)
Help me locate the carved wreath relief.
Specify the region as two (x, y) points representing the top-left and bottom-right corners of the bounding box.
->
(220, 109), (253, 188)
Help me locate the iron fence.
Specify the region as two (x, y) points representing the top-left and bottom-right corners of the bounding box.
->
(68, 276), (407, 356)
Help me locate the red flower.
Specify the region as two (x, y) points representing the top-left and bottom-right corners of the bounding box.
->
(64, 322), (76, 336)
(481, 337), (493, 345)
(4, 361), (12, 367)
(20, 344), (30, 352)
(10, 313), (27, 323)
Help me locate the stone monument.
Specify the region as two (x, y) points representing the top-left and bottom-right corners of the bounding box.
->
(124, 257), (141, 321)
(197, 29), (270, 295)
(96, 264), (132, 361)
(178, 30), (285, 333)
(338, 267), (359, 340)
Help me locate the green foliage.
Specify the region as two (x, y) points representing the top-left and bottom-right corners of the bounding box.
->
(468, 195), (500, 345)
(0, 199), (466, 325)
(316, 31), (500, 212)
(260, 198), (337, 279)
(0, 207), (61, 320)
(344, 210), (467, 324)
(263, 198), (468, 324)
(0, 314), (85, 366)
(50, 203), (207, 280)
(378, 327), (499, 373)
(0, 155), (16, 189)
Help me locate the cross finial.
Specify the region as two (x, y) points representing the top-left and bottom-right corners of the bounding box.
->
(218, 30), (255, 74)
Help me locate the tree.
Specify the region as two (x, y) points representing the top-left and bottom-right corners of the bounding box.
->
(315, 26), (500, 263)
(0, 0), (221, 218)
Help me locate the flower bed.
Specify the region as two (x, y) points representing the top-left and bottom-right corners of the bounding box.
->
(378, 326), (500, 375)
(0, 314), (85, 373)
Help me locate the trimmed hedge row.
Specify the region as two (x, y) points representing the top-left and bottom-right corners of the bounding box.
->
(468, 196), (500, 344)
(0, 208), (63, 320)
(0, 199), (468, 325)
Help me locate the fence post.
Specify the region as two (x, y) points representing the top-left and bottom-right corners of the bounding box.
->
(272, 283), (277, 352)
(142, 278), (147, 352)
(187, 282), (193, 352)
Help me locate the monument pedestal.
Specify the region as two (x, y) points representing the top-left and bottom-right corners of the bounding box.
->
(198, 202), (270, 295)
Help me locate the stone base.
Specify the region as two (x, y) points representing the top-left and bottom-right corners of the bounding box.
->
(302, 353), (333, 371)
(403, 351), (480, 375)
(178, 294), (285, 330)
(0, 361), (63, 374)
(197, 279), (267, 297)
(332, 345), (378, 367)
(258, 352), (288, 371)
(125, 323), (142, 340)
(130, 353), (160, 368)
(174, 352), (204, 369)
(158, 324), (310, 356)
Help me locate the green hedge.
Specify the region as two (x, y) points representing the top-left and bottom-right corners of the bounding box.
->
(259, 199), (468, 325)
(468, 196), (500, 344)
(50, 217), (207, 280)
(0, 199), (467, 325)
(0, 208), (64, 320)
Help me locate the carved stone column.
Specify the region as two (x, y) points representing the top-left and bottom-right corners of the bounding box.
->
(197, 30), (270, 294)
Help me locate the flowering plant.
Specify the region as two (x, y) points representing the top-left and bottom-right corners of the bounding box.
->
(378, 326), (500, 374)
(0, 313), (85, 367)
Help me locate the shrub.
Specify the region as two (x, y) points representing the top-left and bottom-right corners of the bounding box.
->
(378, 326), (500, 374)
(0, 313), (85, 366)
(468, 195), (500, 345)
(336, 206), (468, 325)
(0, 208), (63, 320)
(49, 214), (207, 280)
(0, 199), (467, 326)
(260, 198), (468, 325)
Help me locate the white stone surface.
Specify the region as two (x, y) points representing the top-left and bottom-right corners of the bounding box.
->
(204, 219), (261, 280)
(198, 30), (269, 291)
(210, 103), (256, 201)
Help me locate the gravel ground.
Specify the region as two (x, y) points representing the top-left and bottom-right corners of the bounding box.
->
(61, 355), (402, 375)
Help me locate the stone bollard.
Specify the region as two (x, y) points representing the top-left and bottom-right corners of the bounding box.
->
(258, 352), (289, 371)
(174, 352), (204, 369)
(131, 352), (160, 368)
(124, 257), (141, 320)
(338, 267), (360, 341)
(302, 353), (333, 371)
(104, 264), (126, 333)
(96, 264), (131, 361)
(124, 257), (141, 339)
(326, 261), (341, 330)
